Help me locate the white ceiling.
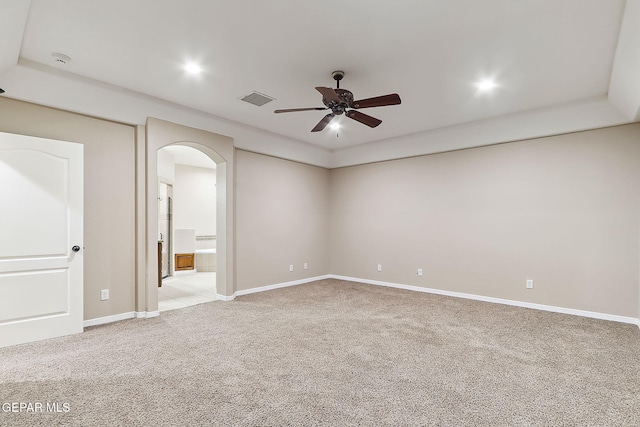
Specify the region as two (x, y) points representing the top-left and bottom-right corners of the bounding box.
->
(1, 0), (639, 167)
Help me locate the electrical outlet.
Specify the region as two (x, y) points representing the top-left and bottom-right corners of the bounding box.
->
(377, 264), (382, 272)
(304, 262), (308, 270)
(289, 265), (294, 272)
(100, 289), (109, 301)
(526, 279), (534, 289)
(417, 268), (423, 276)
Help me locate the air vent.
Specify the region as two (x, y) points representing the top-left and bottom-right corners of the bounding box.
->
(240, 91), (275, 107)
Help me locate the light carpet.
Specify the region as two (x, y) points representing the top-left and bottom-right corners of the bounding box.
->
(1, 279), (639, 426)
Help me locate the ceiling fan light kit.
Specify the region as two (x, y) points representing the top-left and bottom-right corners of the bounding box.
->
(274, 71), (401, 132)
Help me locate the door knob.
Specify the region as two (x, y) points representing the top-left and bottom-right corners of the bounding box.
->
(72, 245), (81, 252)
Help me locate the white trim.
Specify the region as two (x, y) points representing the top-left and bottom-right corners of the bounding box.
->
(136, 311), (160, 319)
(234, 275), (333, 297)
(83, 312), (135, 327)
(83, 278), (639, 328)
(329, 275), (640, 326)
(83, 310), (161, 327)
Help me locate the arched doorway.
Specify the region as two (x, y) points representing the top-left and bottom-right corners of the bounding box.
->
(157, 145), (217, 311)
(141, 118), (235, 316)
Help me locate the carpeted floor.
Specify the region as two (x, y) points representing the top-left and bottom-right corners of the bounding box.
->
(1, 279), (639, 426)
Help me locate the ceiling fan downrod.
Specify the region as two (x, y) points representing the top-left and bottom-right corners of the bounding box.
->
(332, 70), (344, 89)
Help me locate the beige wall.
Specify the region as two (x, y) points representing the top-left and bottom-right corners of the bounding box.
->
(0, 98), (136, 320)
(1, 97), (637, 324)
(330, 124), (640, 318)
(235, 150), (331, 290)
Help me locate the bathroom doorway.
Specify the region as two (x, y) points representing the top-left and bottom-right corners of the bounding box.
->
(158, 182), (173, 279)
(157, 145), (217, 311)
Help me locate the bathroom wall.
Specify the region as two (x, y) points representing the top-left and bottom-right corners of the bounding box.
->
(157, 149), (175, 184)
(173, 164), (217, 237)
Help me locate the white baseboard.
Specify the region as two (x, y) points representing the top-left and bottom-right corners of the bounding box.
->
(83, 310), (161, 327)
(85, 277), (639, 329)
(136, 310), (159, 319)
(84, 311), (135, 327)
(234, 275), (333, 298)
(329, 275), (640, 327)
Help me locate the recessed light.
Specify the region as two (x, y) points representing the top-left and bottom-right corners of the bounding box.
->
(477, 79), (497, 91)
(184, 62), (202, 74)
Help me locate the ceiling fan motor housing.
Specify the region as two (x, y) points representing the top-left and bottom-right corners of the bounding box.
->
(322, 88), (353, 115)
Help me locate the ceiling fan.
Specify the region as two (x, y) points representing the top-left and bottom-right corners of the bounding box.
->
(274, 71), (401, 132)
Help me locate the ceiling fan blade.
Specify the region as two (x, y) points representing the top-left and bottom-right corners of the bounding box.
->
(346, 110), (382, 128)
(274, 107), (327, 113)
(311, 113), (335, 132)
(351, 93), (401, 109)
(315, 87), (341, 103)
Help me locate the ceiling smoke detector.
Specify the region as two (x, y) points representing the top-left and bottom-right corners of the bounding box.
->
(52, 52), (71, 65)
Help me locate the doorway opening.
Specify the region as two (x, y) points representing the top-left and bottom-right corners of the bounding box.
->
(158, 182), (172, 279)
(157, 145), (217, 311)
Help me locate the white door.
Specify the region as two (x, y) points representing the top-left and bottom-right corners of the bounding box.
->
(0, 131), (83, 348)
